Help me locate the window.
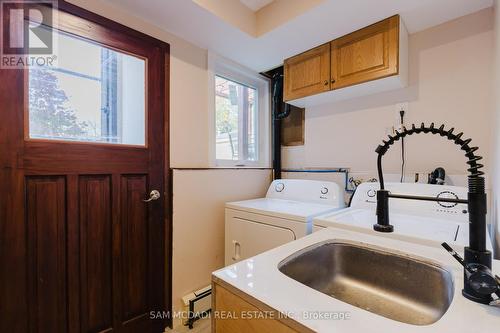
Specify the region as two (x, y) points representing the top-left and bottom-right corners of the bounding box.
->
(209, 54), (269, 167)
(28, 28), (146, 146)
(215, 76), (258, 161)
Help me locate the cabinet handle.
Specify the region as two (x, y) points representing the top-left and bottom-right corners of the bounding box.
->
(232, 240), (241, 261)
(324, 80), (329, 86)
(331, 79), (336, 84)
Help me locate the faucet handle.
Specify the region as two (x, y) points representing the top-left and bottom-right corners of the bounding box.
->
(441, 243), (474, 273)
(440, 242), (499, 297)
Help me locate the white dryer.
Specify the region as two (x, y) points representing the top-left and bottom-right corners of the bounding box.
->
(313, 182), (493, 251)
(225, 179), (345, 265)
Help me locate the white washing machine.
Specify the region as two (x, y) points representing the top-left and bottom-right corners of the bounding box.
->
(225, 179), (345, 265)
(313, 182), (493, 251)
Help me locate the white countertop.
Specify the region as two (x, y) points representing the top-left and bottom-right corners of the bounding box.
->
(213, 227), (500, 332)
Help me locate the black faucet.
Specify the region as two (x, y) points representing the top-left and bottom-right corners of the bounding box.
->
(374, 123), (499, 305)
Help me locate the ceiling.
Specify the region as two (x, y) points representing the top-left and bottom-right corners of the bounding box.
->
(240, 0), (274, 12)
(103, 0), (493, 72)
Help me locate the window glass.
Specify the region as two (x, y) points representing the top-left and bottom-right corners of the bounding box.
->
(28, 29), (146, 145)
(215, 75), (257, 162)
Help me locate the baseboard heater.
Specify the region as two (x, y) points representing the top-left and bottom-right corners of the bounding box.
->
(182, 285), (212, 329)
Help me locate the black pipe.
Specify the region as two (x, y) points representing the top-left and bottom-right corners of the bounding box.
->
(273, 116), (282, 179)
(265, 67), (291, 180)
(271, 70), (283, 179)
(387, 193), (468, 204)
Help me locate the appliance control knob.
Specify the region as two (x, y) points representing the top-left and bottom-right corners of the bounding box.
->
(275, 182), (285, 192)
(367, 189), (376, 198)
(436, 191), (459, 208)
(321, 187), (329, 195)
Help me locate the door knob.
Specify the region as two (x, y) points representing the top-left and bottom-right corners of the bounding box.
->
(324, 80), (329, 86)
(143, 190), (161, 202)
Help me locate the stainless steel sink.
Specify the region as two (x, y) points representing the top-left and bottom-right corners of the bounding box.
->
(278, 240), (454, 325)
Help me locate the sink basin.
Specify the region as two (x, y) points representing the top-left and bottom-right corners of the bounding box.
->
(278, 240), (454, 325)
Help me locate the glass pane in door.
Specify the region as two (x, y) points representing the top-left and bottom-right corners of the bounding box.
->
(28, 28), (146, 145)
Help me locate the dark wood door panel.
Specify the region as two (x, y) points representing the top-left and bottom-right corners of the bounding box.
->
(79, 176), (114, 333)
(0, 2), (169, 333)
(0, 171), (27, 333)
(26, 176), (68, 333)
(120, 175), (149, 321)
(23, 143), (149, 174)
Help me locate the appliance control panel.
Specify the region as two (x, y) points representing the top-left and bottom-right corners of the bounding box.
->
(266, 179), (345, 208)
(351, 182), (469, 221)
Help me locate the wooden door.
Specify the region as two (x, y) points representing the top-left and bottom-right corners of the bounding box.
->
(283, 43), (331, 101)
(0, 2), (170, 333)
(331, 15), (399, 89)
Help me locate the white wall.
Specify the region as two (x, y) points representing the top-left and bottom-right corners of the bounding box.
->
(65, 0), (273, 327)
(283, 9), (494, 185)
(172, 169), (271, 323)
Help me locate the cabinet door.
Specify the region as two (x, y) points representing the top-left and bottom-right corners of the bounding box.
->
(284, 43), (330, 101)
(225, 217), (295, 265)
(331, 15), (399, 89)
(213, 284), (299, 333)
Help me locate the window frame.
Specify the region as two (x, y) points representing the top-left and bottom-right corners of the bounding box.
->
(20, 5), (153, 149)
(208, 52), (270, 168)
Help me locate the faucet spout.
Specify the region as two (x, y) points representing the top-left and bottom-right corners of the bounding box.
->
(374, 122), (495, 305)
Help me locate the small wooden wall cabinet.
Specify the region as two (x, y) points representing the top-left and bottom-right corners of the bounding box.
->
(284, 15), (408, 108)
(212, 277), (314, 333)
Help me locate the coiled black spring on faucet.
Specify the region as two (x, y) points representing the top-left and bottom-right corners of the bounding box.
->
(375, 122), (484, 192)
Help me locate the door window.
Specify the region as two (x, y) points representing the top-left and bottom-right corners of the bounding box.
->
(28, 29), (146, 145)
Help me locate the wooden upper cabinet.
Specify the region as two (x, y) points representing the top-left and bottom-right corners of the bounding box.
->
(284, 43), (330, 101)
(283, 15), (406, 106)
(331, 15), (400, 89)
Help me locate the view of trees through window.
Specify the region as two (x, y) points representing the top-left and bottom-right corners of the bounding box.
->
(29, 67), (89, 138)
(215, 75), (257, 162)
(28, 29), (146, 146)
